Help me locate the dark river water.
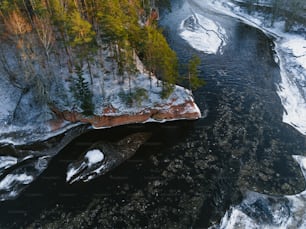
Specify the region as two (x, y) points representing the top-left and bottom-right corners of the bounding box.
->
(0, 0), (306, 228)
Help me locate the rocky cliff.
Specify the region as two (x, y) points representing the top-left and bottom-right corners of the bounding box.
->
(49, 84), (201, 131)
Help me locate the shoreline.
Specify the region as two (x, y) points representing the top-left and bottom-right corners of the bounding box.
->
(49, 96), (201, 131)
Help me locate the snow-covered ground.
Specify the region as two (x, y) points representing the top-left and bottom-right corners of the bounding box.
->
(0, 44), (200, 146)
(0, 65), (83, 146)
(90, 55), (201, 120)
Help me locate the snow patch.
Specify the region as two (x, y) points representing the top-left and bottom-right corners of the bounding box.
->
(277, 49), (306, 135)
(0, 156), (17, 170)
(66, 169), (74, 182)
(283, 38), (306, 68)
(66, 166), (83, 183)
(0, 174), (33, 191)
(0, 122), (83, 146)
(66, 150), (104, 183)
(301, 158), (306, 170)
(85, 149), (104, 166)
(217, 208), (258, 229)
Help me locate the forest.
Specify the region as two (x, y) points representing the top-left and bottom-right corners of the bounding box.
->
(0, 0), (201, 116)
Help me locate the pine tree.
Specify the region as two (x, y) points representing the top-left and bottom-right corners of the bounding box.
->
(187, 55), (205, 91)
(72, 65), (94, 115)
(68, 9), (95, 47)
(144, 26), (179, 97)
(0, 0), (186, 108)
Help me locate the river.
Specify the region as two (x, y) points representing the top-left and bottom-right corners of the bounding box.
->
(0, 0), (306, 228)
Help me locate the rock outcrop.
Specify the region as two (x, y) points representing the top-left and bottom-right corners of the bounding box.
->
(50, 98), (201, 131)
(66, 132), (152, 183)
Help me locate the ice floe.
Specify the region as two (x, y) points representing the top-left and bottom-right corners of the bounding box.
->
(179, 12), (228, 54)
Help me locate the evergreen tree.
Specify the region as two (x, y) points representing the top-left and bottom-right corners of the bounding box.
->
(0, 0), (187, 108)
(68, 9), (95, 47)
(144, 26), (179, 97)
(187, 55), (205, 91)
(72, 65), (94, 115)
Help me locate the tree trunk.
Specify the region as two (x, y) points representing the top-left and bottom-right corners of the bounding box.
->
(87, 57), (93, 85)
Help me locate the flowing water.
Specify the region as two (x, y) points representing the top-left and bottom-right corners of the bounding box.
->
(0, 0), (305, 228)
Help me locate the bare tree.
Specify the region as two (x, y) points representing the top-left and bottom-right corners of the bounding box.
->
(33, 16), (54, 61)
(4, 10), (32, 37)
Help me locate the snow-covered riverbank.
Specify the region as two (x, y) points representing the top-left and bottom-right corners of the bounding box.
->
(176, 0), (306, 136)
(190, 0), (306, 135)
(0, 51), (201, 145)
(0, 41), (201, 200)
(183, 0), (306, 228)
(0, 72), (201, 200)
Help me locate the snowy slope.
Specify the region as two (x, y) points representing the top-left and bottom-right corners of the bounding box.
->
(0, 39), (201, 200)
(0, 45), (201, 146)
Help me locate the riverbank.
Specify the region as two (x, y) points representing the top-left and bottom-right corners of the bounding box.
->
(192, 0), (306, 135)
(0, 0), (202, 201)
(0, 61), (201, 201)
(1, 0), (306, 228)
(48, 74), (201, 131)
(192, 0), (306, 228)
(0, 59), (201, 147)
